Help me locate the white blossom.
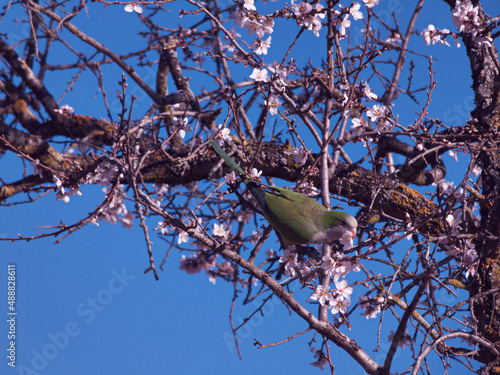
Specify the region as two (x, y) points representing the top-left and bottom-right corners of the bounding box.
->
(124, 3), (143, 14)
(350, 3), (363, 20)
(250, 36), (272, 55)
(210, 124), (232, 145)
(213, 223), (230, 239)
(243, 0), (256, 11)
(362, 0), (380, 8)
(310, 285), (333, 306)
(250, 68), (270, 82)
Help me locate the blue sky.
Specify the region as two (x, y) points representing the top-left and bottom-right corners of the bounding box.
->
(1, 0), (498, 374)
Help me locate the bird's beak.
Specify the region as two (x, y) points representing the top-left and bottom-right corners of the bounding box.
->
(350, 227), (357, 238)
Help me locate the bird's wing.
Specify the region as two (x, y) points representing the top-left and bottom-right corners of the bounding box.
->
(260, 186), (327, 244)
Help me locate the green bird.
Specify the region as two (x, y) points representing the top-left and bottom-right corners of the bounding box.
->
(209, 139), (357, 248)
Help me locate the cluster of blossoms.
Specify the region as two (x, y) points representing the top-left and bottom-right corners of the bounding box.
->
(309, 348), (329, 370)
(292, 2), (325, 37)
(85, 161), (133, 228)
(343, 82), (393, 142)
(278, 249), (361, 317)
(53, 175), (82, 203)
(293, 181), (320, 197)
(279, 247), (315, 279)
(170, 209), (244, 284)
(124, 3), (143, 14)
(441, 209), (479, 278)
(421, 25), (459, 47)
(87, 161), (121, 187)
(290, 0), (375, 38)
(350, 103), (391, 141)
(247, 2), (380, 115)
(422, 0), (492, 48)
(54, 104), (74, 116)
(331, 3), (364, 37)
(209, 124), (232, 145)
(248, 63), (288, 115)
(310, 281), (352, 316)
(98, 185), (134, 229)
(235, 13), (274, 39)
(234, 2), (275, 58)
(172, 117), (192, 139)
(177, 222), (237, 284)
(245, 2), (392, 117)
(338, 81), (378, 109)
(359, 294), (385, 319)
(452, 0), (492, 46)
(179, 249), (216, 275)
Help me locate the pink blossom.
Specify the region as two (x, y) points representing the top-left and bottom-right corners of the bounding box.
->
(388, 330), (413, 349)
(471, 164), (481, 177)
(359, 295), (383, 319)
(291, 2), (312, 18)
(265, 93), (282, 115)
(225, 171), (237, 184)
(292, 147), (308, 166)
(279, 248), (298, 276)
(310, 348), (328, 370)
(452, 0), (479, 33)
(351, 117), (368, 134)
(178, 231), (189, 244)
(258, 17), (274, 36)
(321, 254), (348, 281)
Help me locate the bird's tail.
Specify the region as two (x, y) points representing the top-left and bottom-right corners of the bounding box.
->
(210, 138), (266, 210)
(209, 139), (245, 175)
